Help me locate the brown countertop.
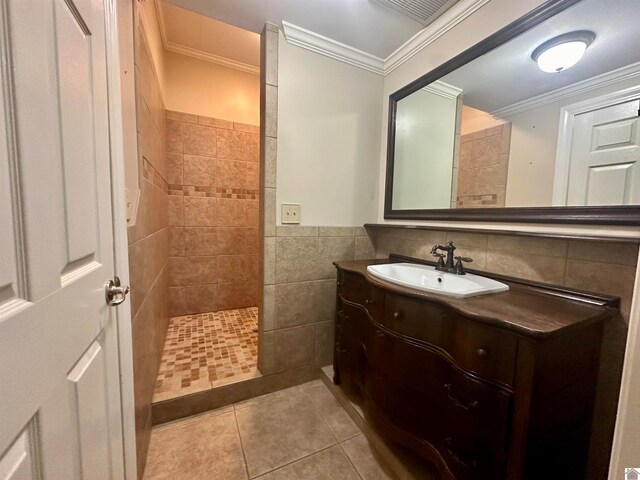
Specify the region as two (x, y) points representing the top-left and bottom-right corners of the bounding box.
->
(334, 259), (617, 338)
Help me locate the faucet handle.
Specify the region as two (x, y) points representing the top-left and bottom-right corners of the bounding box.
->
(454, 256), (473, 275)
(432, 252), (446, 268)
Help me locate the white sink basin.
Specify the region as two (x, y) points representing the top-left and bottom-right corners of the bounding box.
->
(366, 263), (509, 298)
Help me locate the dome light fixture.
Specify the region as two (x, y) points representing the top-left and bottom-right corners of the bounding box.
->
(531, 31), (596, 73)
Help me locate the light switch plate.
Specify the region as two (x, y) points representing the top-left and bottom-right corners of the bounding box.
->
(281, 203), (301, 224)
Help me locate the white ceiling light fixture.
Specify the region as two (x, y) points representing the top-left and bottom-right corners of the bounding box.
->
(531, 30), (596, 73)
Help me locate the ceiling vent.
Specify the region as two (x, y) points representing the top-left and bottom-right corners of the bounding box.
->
(373, 0), (460, 26)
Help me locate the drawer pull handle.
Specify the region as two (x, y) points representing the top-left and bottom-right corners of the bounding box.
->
(444, 437), (477, 468)
(476, 348), (488, 358)
(393, 311), (401, 319)
(444, 384), (479, 410)
(376, 329), (384, 338)
(337, 311), (350, 320)
(365, 298), (374, 305)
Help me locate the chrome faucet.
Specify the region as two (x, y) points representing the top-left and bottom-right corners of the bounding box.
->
(431, 241), (473, 275)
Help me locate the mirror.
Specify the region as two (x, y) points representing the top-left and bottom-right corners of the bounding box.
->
(385, 0), (640, 224)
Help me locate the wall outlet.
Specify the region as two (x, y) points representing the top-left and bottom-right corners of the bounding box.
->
(281, 203), (301, 224)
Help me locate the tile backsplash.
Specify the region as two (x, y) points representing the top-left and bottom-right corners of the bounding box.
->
(166, 110), (260, 315)
(374, 226), (638, 320)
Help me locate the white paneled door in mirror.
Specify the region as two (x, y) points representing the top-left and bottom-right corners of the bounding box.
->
(0, 0), (126, 479)
(566, 99), (640, 206)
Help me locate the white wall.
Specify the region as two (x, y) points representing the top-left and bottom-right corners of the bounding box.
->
(393, 90), (457, 209)
(163, 51), (259, 124)
(277, 32), (383, 226)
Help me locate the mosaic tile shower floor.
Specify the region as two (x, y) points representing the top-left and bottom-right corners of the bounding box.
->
(153, 307), (259, 402)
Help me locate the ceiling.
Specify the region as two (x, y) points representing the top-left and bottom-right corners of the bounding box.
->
(439, 0), (640, 113)
(163, 0), (428, 59)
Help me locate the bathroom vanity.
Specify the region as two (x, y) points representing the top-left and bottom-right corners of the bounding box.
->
(333, 257), (617, 480)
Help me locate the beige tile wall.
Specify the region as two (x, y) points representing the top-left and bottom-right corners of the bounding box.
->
(457, 123), (511, 208)
(166, 111), (260, 316)
(260, 227), (375, 375)
(127, 18), (169, 479)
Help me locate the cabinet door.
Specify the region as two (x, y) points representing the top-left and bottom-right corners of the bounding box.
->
(367, 332), (449, 440)
(335, 301), (370, 391)
(440, 365), (512, 480)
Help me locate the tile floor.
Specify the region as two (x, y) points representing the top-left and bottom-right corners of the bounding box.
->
(153, 307), (259, 402)
(143, 380), (401, 480)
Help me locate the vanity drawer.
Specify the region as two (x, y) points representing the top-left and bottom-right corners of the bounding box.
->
(339, 271), (383, 321)
(383, 293), (517, 386)
(366, 331), (511, 480)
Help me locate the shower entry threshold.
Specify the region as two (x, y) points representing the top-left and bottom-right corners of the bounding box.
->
(153, 307), (259, 403)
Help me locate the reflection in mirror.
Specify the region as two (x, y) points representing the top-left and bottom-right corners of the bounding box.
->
(393, 82), (462, 209)
(389, 0), (640, 212)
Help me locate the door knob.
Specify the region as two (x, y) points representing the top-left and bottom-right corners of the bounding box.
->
(105, 276), (130, 306)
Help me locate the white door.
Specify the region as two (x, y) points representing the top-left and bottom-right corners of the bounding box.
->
(0, 0), (127, 479)
(566, 98), (640, 205)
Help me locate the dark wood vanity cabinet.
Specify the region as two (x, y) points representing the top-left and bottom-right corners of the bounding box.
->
(333, 260), (615, 480)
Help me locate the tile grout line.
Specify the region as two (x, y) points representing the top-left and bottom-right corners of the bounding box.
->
(561, 240), (570, 285)
(240, 386), (341, 478)
(337, 441), (366, 480)
(304, 384), (342, 445)
(251, 443), (342, 479)
(232, 408), (253, 480)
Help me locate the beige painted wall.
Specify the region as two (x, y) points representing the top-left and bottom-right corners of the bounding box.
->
(461, 106), (508, 135)
(277, 32), (383, 226)
(163, 51), (260, 125)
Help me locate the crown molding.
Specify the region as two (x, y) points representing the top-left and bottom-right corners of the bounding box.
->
(383, 0), (491, 75)
(164, 42), (260, 75)
(281, 21), (385, 75)
(281, 0), (490, 76)
(422, 79), (463, 99)
(154, 0), (259, 75)
(491, 62), (640, 118)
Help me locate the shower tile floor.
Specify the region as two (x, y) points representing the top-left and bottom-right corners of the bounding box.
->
(153, 307), (259, 402)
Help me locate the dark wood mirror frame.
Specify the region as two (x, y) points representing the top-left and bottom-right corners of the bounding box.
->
(384, 0), (640, 226)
